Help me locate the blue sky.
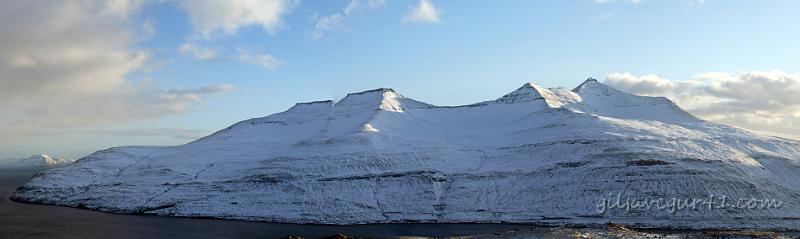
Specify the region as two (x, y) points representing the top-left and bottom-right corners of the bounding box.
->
(1, 0), (800, 159)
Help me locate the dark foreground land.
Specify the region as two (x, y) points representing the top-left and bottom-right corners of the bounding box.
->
(1, 169), (798, 239)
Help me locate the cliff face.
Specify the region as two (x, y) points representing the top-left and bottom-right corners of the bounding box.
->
(11, 80), (800, 229)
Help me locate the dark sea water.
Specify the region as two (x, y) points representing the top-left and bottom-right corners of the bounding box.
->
(2, 169), (798, 239)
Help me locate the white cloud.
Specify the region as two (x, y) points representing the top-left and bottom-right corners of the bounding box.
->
(166, 84), (237, 95)
(234, 51), (283, 70)
(605, 72), (677, 95)
(345, 0), (387, 15)
(0, 1), (235, 139)
(403, 0), (441, 24)
(176, 0), (292, 67)
(603, 71), (800, 139)
(312, 0), (386, 39)
(101, 0), (146, 19)
(141, 18), (156, 38)
(179, 0), (295, 38)
(312, 13), (346, 39)
(179, 43), (218, 60)
(178, 43), (282, 70)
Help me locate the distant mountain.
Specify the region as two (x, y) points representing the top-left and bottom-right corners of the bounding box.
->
(0, 154), (73, 169)
(10, 79), (800, 229)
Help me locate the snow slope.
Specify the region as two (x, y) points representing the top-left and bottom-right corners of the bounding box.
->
(0, 154), (73, 169)
(10, 80), (800, 229)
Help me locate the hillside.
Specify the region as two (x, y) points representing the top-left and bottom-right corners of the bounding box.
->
(11, 79), (800, 229)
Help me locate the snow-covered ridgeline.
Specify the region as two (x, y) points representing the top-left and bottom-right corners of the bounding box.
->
(10, 79), (800, 229)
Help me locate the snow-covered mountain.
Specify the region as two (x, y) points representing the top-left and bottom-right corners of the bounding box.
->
(10, 79), (800, 229)
(0, 154), (73, 169)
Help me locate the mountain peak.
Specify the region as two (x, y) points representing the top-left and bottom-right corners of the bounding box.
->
(287, 100), (334, 113)
(572, 77), (614, 93)
(336, 87), (404, 112)
(332, 87), (435, 113)
(495, 82), (548, 104)
(31, 154), (75, 166)
(0, 154), (73, 168)
(36, 154), (57, 166)
(346, 88), (397, 96)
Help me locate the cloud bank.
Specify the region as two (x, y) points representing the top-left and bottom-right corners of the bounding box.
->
(604, 71), (800, 139)
(0, 1), (235, 139)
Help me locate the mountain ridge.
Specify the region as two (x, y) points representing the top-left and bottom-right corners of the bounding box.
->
(10, 79), (800, 230)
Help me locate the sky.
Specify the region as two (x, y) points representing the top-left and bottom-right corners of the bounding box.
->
(1, 0), (800, 160)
